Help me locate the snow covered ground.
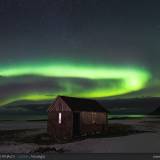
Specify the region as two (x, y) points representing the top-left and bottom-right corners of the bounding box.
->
(0, 118), (160, 153)
(52, 132), (160, 153)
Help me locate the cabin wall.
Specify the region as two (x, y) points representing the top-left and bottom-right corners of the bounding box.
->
(47, 97), (73, 141)
(80, 112), (108, 135)
(48, 111), (73, 141)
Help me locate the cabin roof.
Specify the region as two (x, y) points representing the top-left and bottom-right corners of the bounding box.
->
(59, 96), (108, 112)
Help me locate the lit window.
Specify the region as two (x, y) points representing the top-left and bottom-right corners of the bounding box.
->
(58, 112), (62, 124)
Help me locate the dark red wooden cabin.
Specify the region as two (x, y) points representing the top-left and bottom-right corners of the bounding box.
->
(47, 96), (108, 141)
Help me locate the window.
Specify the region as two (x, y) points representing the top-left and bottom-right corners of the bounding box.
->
(58, 112), (62, 124)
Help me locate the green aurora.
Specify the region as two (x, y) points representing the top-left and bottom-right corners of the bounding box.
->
(0, 61), (151, 106)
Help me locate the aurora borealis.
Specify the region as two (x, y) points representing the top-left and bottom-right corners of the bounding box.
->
(0, 0), (160, 106)
(0, 61), (151, 106)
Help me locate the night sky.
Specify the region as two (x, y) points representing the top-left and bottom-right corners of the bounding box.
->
(0, 0), (160, 106)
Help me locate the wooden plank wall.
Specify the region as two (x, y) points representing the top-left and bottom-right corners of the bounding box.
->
(80, 112), (108, 135)
(81, 112), (107, 124)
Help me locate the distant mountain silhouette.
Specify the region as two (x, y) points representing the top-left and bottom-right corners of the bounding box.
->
(0, 102), (50, 115)
(0, 97), (160, 115)
(100, 97), (160, 115)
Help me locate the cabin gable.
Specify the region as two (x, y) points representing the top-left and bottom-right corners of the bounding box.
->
(48, 96), (72, 112)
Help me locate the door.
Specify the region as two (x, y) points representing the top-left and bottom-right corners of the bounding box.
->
(73, 112), (80, 136)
